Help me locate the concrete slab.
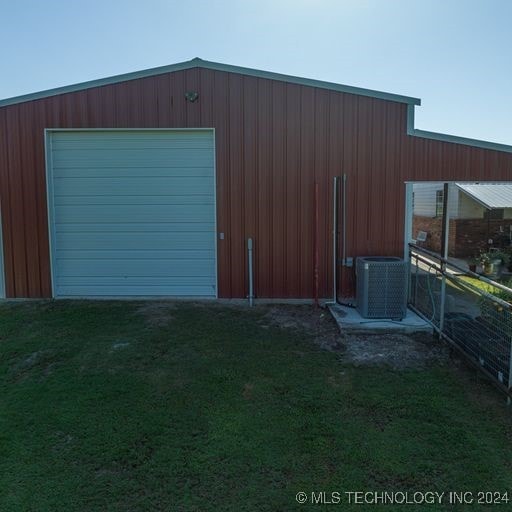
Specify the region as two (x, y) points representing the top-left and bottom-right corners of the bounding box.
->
(328, 303), (432, 334)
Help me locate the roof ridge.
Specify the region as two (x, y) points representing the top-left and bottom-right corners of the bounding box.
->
(0, 57), (421, 108)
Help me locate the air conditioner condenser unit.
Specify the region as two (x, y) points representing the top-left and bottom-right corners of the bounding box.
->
(356, 256), (409, 320)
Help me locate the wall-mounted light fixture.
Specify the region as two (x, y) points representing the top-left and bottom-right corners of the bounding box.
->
(185, 91), (199, 102)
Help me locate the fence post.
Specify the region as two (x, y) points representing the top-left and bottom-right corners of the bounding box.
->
(414, 252), (419, 306)
(439, 269), (446, 335)
(438, 183), (450, 336)
(407, 244), (412, 304)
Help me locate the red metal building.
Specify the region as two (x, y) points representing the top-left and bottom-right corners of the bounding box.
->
(0, 58), (511, 299)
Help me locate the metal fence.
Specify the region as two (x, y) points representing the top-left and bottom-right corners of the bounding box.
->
(409, 244), (512, 397)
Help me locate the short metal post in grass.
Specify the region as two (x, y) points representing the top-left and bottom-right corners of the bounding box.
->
(248, 238), (254, 307)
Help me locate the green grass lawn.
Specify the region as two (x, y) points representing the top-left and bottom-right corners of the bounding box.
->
(455, 275), (501, 295)
(1, 301), (511, 511)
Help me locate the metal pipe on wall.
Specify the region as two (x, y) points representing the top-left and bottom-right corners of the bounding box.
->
(332, 176), (339, 303)
(314, 183), (319, 307)
(248, 238), (254, 306)
(325, 176), (340, 305)
(336, 174), (347, 300)
(342, 174), (347, 266)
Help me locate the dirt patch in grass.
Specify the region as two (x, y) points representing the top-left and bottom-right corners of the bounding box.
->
(340, 331), (450, 369)
(136, 302), (177, 328)
(52, 431), (74, 453)
(111, 341), (131, 350)
(260, 304), (448, 369)
(9, 349), (58, 381)
(260, 304), (343, 351)
(243, 383), (254, 399)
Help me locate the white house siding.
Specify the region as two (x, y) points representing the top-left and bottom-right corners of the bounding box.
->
(412, 182), (459, 218)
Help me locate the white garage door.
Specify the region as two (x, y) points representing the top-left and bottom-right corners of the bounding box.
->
(46, 130), (217, 297)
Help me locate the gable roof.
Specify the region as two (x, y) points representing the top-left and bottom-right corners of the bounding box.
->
(0, 57), (421, 108)
(456, 183), (512, 209)
(3, 57), (511, 154)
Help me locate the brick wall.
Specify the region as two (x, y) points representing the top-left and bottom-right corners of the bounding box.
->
(412, 216), (456, 256)
(454, 219), (512, 257)
(413, 215), (512, 258)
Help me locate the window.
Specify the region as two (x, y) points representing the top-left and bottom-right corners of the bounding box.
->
(435, 190), (444, 217)
(484, 208), (504, 220)
(412, 192), (415, 209)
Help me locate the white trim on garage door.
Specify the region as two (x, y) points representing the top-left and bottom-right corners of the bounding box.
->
(45, 128), (217, 298)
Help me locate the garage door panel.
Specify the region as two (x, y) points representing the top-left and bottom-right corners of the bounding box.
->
(55, 222), (215, 233)
(53, 138), (214, 151)
(53, 130), (213, 147)
(52, 167), (213, 178)
(49, 130), (216, 297)
(57, 250), (215, 260)
(55, 195), (214, 206)
(58, 276), (216, 286)
(55, 204), (214, 223)
(53, 177), (214, 196)
(56, 259), (214, 277)
(52, 148), (214, 168)
(55, 285), (215, 297)
(56, 232), (215, 250)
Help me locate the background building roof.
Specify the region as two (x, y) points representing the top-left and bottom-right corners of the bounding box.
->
(456, 183), (512, 209)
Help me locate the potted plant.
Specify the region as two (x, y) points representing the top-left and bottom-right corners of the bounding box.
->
(479, 250), (509, 277)
(489, 250), (509, 265)
(468, 256), (478, 273)
(478, 251), (494, 276)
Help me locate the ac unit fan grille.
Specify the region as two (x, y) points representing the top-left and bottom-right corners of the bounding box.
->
(356, 257), (408, 319)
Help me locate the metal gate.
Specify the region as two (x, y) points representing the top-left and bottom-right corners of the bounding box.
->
(409, 244), (512, 398)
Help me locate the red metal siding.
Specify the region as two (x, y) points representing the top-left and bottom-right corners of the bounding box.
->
(1, 68), (512, 299)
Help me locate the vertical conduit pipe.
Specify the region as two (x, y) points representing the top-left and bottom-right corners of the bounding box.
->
(338, 174), (347, 299)
(331, 176), (339, 303)
(325, 176), (339, 305)
(248, 238), (254, 307)
(314, 183), (319, 308)
(342, 174), (347, 266)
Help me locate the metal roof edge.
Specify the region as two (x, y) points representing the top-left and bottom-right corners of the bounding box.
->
(0, 57), (421, 108)
(407, 104), (512, 155)
(0, 59), (200, 108)
(412, 128), (512, 154)
(454, 183), (493, 209)
(195, 58), (421, 105)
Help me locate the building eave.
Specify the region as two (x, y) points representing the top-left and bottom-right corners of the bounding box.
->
(0, 57), (421, 108)
(407, 104), (512, 155)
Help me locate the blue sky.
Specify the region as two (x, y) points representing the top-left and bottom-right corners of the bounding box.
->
(1, 0), (511, 144)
